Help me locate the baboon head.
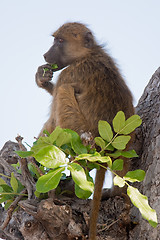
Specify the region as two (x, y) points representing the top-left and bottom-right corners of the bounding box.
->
(43, 22), (96, 70)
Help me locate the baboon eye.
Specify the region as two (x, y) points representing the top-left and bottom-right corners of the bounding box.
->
(58, 38), (63, 43)
(54, 38), (64, 44)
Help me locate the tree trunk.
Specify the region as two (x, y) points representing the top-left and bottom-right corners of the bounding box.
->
(129, 67), (160, 240)
(0, 67), (160, 240)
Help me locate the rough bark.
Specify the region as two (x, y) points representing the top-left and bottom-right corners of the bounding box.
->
(129, 67), (160, 240)
(0, 67), (160, 240)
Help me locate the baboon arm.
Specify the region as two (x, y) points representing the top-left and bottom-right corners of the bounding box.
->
(55, 84), (89, 133)
(41, 82), (54, 95)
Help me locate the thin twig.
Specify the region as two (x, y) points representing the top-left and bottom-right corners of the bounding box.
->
(98, 219), (120, 233)
(0, 189), (27, 230)
(15, 135), (36, 199)
(15, 135), (27, 151)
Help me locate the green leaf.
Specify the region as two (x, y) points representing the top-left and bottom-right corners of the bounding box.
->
(61, 144), (75, 157)
(43, 67), (49, 72)
(34, 145), (67, 168)
(0, 184), (14, 202)
(15, 151), (34, 158)
(72, 139), (87, 154)
(34, 190), (41, 198)
(51, 64), (58, 69)
(17, 180), (25, 193)
(56, 131), (72, 147)
(49, 126), (63, 143)
(75, 183), (92, 199)
(0, 195), (14, 204)
(63, 128), (78, 137)
(43, 130), (50, 136)
(88, 162), (100, 170)
(76, 152), (100, 161)
(108, 150), (138, 159)
(94, 137), (105, 149)
(107, 150), (122, 158)
(113, 111), (125, 133)
(0, 184), (13, 193)
(105, 142), (115, 151)
(68, 163), (94, 193)
(127, 186), (157, 227)
(76, 153), (112, 168)
(28, 163), (40, 178)
(112, 159), (124, 171)
(98, 120), (113, 142)
(120, 115), (142, 135)
(112, 136), (131, 150)
(10, 173), (18, 193)
(4, 200), (13, 210)
(43, 64), (58, 76)
(71, 131), (87, 154)
(36, 167), (65, 193)
(0, 178), (6, 185)
(64, 129), (87, 154)
(97, 156), (112, 167)
(124, 170), (145, 182)
(121, 150), (138, 158)
(31, 137), (52, 154)
(113, 175), (125, 187)
(75, 169), (93, 199)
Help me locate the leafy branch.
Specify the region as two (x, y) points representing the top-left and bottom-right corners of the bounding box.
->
(0, 111), (157, 228)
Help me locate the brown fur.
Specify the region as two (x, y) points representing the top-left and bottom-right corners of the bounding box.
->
(35, 22), (134, 240)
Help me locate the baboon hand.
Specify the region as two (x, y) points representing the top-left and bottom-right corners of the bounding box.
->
(35, 64), (54, 88)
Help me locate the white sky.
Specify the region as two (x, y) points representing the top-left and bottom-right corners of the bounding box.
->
(0, 0), (160, 149)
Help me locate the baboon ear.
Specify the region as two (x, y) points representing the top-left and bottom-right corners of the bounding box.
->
(84, 32), (94, 48)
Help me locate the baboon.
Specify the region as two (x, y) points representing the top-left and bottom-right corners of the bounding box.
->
(35, 22), (134, 240)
